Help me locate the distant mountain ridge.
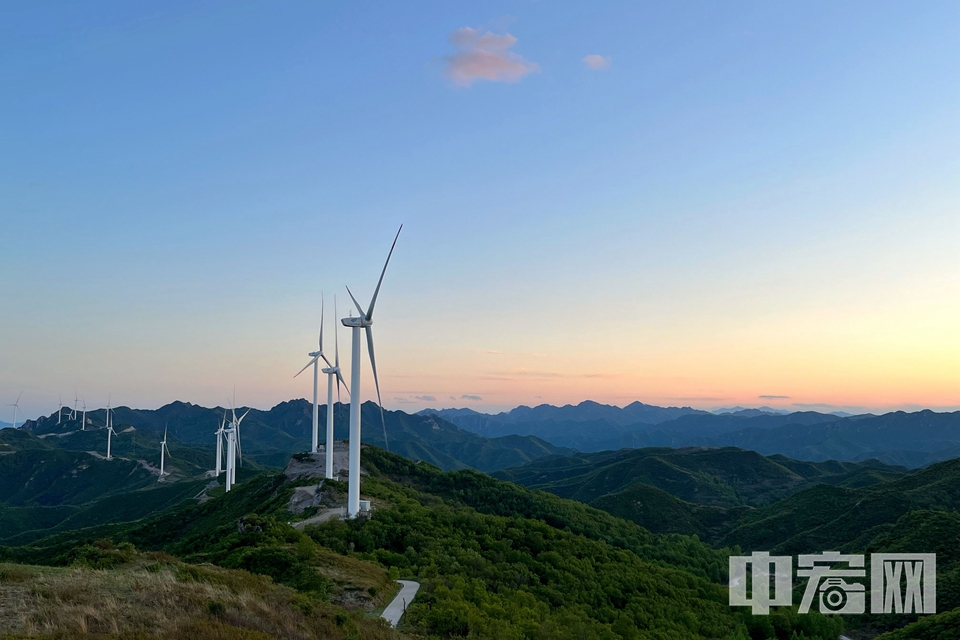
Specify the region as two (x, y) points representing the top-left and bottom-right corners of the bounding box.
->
(422, 402), (960, 467)
(19, 399), (572, 473)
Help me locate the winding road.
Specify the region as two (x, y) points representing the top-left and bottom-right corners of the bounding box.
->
(380, 580), (420, 628)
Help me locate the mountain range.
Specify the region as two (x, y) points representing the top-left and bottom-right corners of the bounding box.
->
(19, 400), (572, 473)
(422, 401), (960, 467)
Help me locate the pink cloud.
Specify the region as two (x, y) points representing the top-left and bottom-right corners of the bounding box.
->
(583, 54), (611, 70)
(444, 27), (540, 87)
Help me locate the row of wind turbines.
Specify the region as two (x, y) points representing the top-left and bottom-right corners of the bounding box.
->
(10, 226), (402, 512)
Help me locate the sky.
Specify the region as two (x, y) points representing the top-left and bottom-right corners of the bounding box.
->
(2, 1), (959, 420)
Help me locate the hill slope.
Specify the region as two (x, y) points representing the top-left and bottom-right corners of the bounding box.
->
(2, 447), (850, 640)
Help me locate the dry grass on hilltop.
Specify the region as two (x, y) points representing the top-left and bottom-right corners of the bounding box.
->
(0, 559), (404, 640)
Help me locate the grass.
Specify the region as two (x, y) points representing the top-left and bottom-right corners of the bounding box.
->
(0, 558), (404, 640)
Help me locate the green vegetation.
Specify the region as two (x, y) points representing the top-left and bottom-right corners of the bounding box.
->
(494, 446), (903, 541)
(0, 446), (851, 639)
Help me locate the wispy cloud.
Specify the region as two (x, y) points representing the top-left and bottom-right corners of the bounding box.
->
(414, 395), (436, 402)
(444, 27), (539, 87)
(461, 394), (483, 401)
(583, 54), (611, 70)
(759, 395), (790, 399)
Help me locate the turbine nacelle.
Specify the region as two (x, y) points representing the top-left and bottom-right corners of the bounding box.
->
(341, 316), (369, 328)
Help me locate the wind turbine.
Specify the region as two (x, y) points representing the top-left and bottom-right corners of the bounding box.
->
(159, 426), (172, 478)
(295, 297), (326, 455)
(8, 392), (22, 429)
(72, 392), (78, 421)
(214, 413), (226, 476)
(105, 401), (117, 460)
(295, 294), (350, 459)
(57, 395), (63, 425)
(224, 402), (250, 491)
(81, 397), (87, 431)
(342, 225), (401, 517)
(321, 295), (349, 479)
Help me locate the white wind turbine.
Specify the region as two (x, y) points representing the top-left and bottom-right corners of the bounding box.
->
(214, 412), (226, 476)
(159, 426), (172, 478)
(342, 225), (401, 518)
(321, 296), (349, 479)
(81, 397), (87, 431)
(224, 403), (250, 492)
(105, 401), (117, 460)
(58, 395), (63, 425)
(8, 392), (22, 429)
(295, 299), (326, 455)
(72, 392), (78, 421)
(295, 294), (349, 460)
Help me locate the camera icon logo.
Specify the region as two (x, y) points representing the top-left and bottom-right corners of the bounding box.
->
(818, 577), (865, 614)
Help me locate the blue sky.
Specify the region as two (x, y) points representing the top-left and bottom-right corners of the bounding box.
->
(2, 1), (959, 419)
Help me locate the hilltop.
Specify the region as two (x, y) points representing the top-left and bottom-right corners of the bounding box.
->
(494, 446), (905, 540)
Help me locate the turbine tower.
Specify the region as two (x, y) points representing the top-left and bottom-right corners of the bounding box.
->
(214, 413), (226, 475)
(81, 398), (87, 431)
(321, 295), (349, 479)
(8, 392), (22, 429)
(57, 395), (63, 425)
(342, 225), (401, 518)
(72, 392), (78, 421)
(105, 402), (117, 460)
(159, 426), (172, 478)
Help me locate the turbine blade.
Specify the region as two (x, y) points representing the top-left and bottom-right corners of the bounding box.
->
(345, 286), (364, 320)
(334, 295), (340, 368)
(294, 356), (319, 378)
(365, 327), (389, 452)
(366, 225), (402, 321)
(336, 370), (350, 397)
(318, 292), (324, 351)
(320, 353), (333, 368)
(238, 408), (251, 425)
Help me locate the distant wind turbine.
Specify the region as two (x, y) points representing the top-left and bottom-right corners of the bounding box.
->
(214, 412), (226, 476)
(295, 294), (350, 459)
(295, 296), (327, 455)
(159, 426), (172, 478)
(105, 401), (117, 460)
(321, 295), (349, 479)
(72, 392), (78, 421)
(8, 392), (22, 429)
(81, 397), (87, 431)
(342, 225), (401, 517)
(224, 402), (250, 492)
(58, 395), (63, 425)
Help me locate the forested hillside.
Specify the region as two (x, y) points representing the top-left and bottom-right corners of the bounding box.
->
(0, 446), (849, 639)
